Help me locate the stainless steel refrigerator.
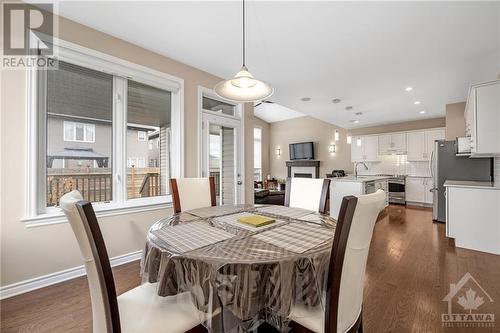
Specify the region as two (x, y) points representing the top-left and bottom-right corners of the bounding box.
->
(431, 140), (492, 222)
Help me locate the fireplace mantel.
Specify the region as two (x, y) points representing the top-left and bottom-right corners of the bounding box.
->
(286, 160), (320, 178)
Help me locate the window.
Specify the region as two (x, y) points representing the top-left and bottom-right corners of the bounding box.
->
(46, 61), (113, 207)
(26, 41), (183, 221)
(127, 80), (171, 199)
(203, 96), (236, 117)
(63, 121), (96, 142)
(137, 131), (147, 141)
(254, 127), (262, 181)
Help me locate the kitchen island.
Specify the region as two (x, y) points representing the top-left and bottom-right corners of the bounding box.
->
(329, 176), (389, 219)
(444, 180), (500, 255)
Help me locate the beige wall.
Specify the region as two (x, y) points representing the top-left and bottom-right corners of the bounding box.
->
(445, 102), (466, 140)
(0, 16), (256, 287)
(350, 117), (446, 136)
(269, 116), (352, 179)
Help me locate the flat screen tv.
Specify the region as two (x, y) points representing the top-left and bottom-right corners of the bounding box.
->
(289, 142), (314, 160)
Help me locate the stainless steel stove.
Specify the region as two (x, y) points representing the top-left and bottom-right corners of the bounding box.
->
(376, 174), (406, 204)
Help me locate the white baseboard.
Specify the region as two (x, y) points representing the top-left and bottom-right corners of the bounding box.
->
(0, 250), (142, 300)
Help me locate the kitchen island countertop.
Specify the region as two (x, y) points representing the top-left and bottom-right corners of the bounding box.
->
(329, 175), (391, 183)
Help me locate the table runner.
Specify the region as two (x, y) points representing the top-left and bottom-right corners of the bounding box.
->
(150, 221), (235, 253)
(186, 204), (252, 218)
(253, 222), (335, 253)
(256, 205), (313, 219)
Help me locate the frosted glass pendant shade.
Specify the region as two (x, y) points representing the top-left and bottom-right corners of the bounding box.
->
(215, 67), (273, 102)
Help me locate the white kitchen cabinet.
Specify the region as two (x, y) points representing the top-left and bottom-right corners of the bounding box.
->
(425, 129), (445, 160)
(424, 178), (433, 204)
(406, 129), (444, 161)
(406, 131), (425, 161)
(378, 133), (406, 155)
(466, 80), (500, 157)
(363, 136), (379, 161)
(405, 177), (433, 205)
(351, 136), (379, 162)
(350, 139), (363, 162)
(446, 183), (500, 255)
(405, 177), (426, 203)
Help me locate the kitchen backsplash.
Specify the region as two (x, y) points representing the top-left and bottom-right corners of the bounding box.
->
(356, 155), (431, 177)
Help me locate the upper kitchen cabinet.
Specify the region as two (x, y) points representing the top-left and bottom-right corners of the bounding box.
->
(425, 129), (445, 159)
(379, 133), (406, 155)
(351, 136), (380, 162)
(465, 80), (500, 157)
(407, 129), (444, 161)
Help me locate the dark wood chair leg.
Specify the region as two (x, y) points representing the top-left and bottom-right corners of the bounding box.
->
(357, 316), (363, 333)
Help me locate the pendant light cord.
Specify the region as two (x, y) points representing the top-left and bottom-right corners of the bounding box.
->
(242, 0), (246, 67)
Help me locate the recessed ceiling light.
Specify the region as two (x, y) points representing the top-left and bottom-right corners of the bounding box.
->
(355, 112), (363, 116)
(345, 106), (353, 111)
(332, 98), (341, 104)
(405, 87), (413, 92)
(414, 101), (421, 105)
(350, 119), (360, 124)
(301, 97), (311, 102)
(419, 110), (426, 114)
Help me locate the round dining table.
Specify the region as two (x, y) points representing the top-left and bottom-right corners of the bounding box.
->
(141, 204), (337, 333)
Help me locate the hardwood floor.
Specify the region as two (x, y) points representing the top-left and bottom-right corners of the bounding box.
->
(1, 205), (499, 332)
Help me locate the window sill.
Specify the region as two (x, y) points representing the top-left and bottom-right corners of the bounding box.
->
(22, 199), (172, 228)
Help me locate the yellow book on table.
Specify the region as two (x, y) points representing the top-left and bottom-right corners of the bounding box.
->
(237, 215), (275, 227)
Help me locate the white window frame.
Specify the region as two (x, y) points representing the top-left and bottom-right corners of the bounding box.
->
(23, 37), (184, 227)
(63, 121), (95, 143)
(253, 127), (262, 181)
(197, 86), (245, 204)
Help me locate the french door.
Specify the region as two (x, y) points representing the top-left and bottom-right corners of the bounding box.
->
(201, 112), (243, 205)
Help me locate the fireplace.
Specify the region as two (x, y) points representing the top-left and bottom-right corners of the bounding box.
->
(286, 160), (320, 178)
(294, 173), (313, 178)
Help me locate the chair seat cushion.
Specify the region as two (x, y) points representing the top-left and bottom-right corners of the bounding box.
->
(117, 283), (203, 333)
(290, 304), (324, 333)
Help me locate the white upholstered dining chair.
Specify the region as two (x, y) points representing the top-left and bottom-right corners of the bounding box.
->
(60, 190), (208, 333)
(290, 190), (386, 333)
(170, 177), (217, 213)
(284, 178), (331, 214)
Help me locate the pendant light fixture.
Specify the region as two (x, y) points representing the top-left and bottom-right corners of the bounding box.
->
(214, 0), (273, 102)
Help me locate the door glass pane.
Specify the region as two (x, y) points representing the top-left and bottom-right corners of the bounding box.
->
(46, 61), (113, 207)
(203, 96), (236, 117)
(127, 80), (172, 199)
(253, 127), (262, 181)
(209, 124), (235, 205)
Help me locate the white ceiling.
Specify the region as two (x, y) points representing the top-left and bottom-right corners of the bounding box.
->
(51, 1), (499, 128)
(254, 102), (304, 123)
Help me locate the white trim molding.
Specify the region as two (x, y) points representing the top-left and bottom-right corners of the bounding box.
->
(0, 250), (142, 300)
(25, 37), (184, 224)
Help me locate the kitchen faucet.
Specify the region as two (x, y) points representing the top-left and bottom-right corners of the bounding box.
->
(354, 162), (368, 178)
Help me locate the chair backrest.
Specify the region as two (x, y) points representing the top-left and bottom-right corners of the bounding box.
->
(60, 191), (120, 333)
(325, 190), (385, 333)
(170, 177), (216, 213)
(284, 177), (331, 213)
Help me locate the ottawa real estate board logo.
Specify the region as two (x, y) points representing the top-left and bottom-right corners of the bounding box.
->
(442, 272), (495, 328)
(2, 2), (57, 69)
